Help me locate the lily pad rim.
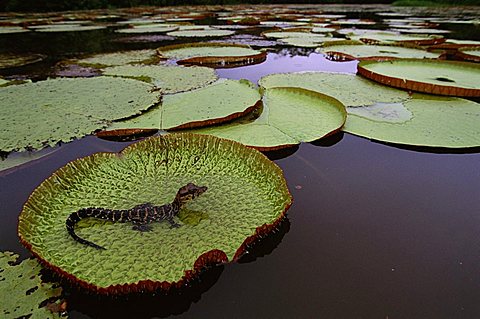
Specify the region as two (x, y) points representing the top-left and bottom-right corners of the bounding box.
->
(18, 133), (293, 294)
(358, 58), (480, 97)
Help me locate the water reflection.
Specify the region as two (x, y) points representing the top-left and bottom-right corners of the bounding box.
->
(64, 265), (224, 319)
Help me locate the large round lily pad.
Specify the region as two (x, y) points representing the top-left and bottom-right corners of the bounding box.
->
(188, 87), (347, 150)
(344, 94), (480, 148)
(259, 71), (409, 107)
(157, 42), (267, 68)
(76, 49), (159, 68)
(102, 64), (218, 94)
(18, 133), (292, 294)
(167, 29), (235, 37)
(115, 24), (179, 34)
(0, 53), (45, 69)
(318, 41), (442, 60)
(104, 79), (260, 132)
(0, 77), (160, 152)
(1, 251), (65, 318)
(456, 46), (480, 63)
(348, 31), (445, 45)
(357, 59), (480, 97)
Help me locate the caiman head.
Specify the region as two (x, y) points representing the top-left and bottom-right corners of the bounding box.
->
(175, 182), (207, 206)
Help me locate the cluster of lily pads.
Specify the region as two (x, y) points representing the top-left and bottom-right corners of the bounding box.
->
(1, 4), (480, 315)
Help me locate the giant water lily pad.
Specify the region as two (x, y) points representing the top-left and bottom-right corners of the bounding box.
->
(102, 64), (218, 94)
(456, 46), (480, 63)
(0, 251), (65, 318)
(348, 31), (445, 45)
(106, 79), (260, 132)
(259, 72), (409, 107)
(157, 42), (266, 67)
(188, 87), (347, 150)
(18, 133), (292, 294)
(0, 53), (45, 69)
(115, 24), (179, 34)
(358, 59), (480, 97)
(344, 95), (480, 148)
(32, 24), (106, 32)
(0, 77), (160, 152)
(76, 49), (159, 68)
(318, 41), (442, 60)
(167, 29), (235, 37)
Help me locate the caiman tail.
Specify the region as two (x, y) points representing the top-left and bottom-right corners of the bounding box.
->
(66, 208), (108, 250)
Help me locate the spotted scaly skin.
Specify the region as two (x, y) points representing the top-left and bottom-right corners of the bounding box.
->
(66, 183), (207, 250)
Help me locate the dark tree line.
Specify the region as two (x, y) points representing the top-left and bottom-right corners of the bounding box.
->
(1, 0), (478, 12)
(2, 0), (396, 12)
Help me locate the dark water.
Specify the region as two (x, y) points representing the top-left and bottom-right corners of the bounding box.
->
(1, 5), (480, 319)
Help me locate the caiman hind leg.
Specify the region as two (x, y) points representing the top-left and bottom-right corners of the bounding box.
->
(167, 217), (181, 228)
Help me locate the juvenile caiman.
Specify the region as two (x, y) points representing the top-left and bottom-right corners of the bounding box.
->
(65, 183), (207, 250)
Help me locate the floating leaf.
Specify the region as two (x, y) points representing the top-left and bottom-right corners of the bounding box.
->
(188, 87), (347, 150)
(102, 64), (218, 94)
(259, 71), (409, 107)
(18, 134), (292, 294)
(0, 251), (65, 319)
(157, 42), (267, 67)
(0, 148), (58, 174)
(76, 49), (159, 68)
(456, 46), (480, 63)
(0, 26), (30, 34)
(358, 59), (480, 97)
(318, 41), (442, 60)
(32, 24), (106, 32)
(0, 77), (160, 152)
(166, 29), (235, 37)
(106, 79), (260, 132)
(115, 24), (179, 34)
(0, 53), (45, 69)
(348, 31), (445, 45)
(344, 95), (480, 148)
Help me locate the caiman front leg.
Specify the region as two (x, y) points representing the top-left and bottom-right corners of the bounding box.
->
(131, 220), (153, 232)
(167, 217), (181, 229)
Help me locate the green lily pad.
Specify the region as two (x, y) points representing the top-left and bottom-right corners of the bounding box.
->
(0, 77), (160, 152)
(318, 41), (442, 60)
(348, 31), (445, 45)
(166, 29), (235, 37)
(1, 251), (65, 319)
(102, 64), (218, 94)
(457, 46), (480, 62)
(344, 94), (480, 148)
(358, 59), (480, 97)
(18, 133), (292, 294)
(0, 53), (45, 69)
(0, 78), (9, 86)
(106, 79), (260, 131)
(157, 42), (266, 67)
(32, 24), (106, 32)
(259, 72), (409, 107)
(115, 24), (179, 34)
(0, 26), (30, 34)
(188, 87), (347, 150)
(262, 31), (327, 39)
(76, 49), (159, 68)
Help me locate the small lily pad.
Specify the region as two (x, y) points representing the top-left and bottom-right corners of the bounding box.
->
(358, 59), (480, 97)
(106, 79), (260, 132)
(157, 42), (266, 68)
(18, 133), (292, 294)
(0, 26), (30, 34)
(0, 77), (160, 152)
(348, 31), (445, 45)
(0, 251), (65, 318)
(32, 24), (106, 32)
(344, 94), (480, 148)
(259, 71), (409, 107)
(102, 64), (218, 94)
(188, 87), (347, 150)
